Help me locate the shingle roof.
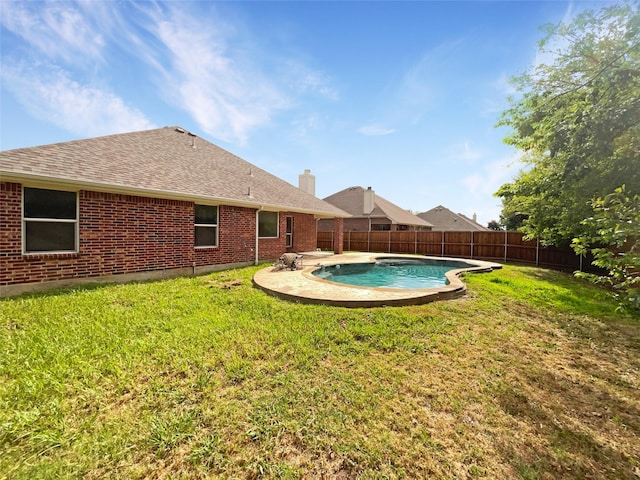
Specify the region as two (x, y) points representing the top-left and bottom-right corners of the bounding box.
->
(0, 126), (348, 217)
(417, 205), (489, 231)
(323, 186), (432, 227)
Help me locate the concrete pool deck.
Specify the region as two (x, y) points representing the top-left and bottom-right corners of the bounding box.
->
(253, 252), (502, 308)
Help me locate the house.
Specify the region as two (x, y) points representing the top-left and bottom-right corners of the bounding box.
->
(317, 186), (432, 232)
(0, 126), (348, 296)
(416, 205), (490, 232)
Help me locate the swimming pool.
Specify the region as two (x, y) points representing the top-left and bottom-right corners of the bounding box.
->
(253, 253), (502, 307)
(312, 257), (476, 289)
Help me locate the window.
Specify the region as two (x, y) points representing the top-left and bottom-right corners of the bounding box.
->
(371, 223), (391, 231)
(258, 211), (278, 238)
(23, 187), (78, 253)
(285, 216), (293, 247)
(195, 205), (218, 247)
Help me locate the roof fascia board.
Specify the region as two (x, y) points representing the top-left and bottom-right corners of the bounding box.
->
(1, 171), (350, 218)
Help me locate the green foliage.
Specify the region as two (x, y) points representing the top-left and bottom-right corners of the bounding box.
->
(496, 2), (640, 245)
(487, 220), (504, 231)
(572, 185), (640, 311)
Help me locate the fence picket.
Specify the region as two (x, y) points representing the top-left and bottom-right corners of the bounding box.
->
(316, 230), (592, 272)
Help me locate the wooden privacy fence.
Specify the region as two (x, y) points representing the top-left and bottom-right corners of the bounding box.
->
(317, 230), (595, 271)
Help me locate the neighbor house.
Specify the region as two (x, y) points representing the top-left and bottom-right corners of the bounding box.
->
(416, 205), (489, 232)
(0, 126), (348, 296)
(317, 186), (432, 232)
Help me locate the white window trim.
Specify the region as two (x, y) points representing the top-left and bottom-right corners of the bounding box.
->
(285, 216), (293, 247)
(258, 211), (279, 239)
(194, 204), (219, 248)
(22, 186), (79, 255)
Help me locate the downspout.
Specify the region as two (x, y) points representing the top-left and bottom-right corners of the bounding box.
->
(255, 206), (263, 266)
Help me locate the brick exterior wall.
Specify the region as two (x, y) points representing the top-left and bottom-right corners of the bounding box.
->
(1, 182), (321, 291)
(319, 217), (391, 232)
(80, 190), (193, 276)
(195, 205), (256, 266)
(258, 212), (286, 261)
(344, 218), (373, 231)
(285, 212), (317, 253)
(333, 218), (344, 254)
(0, 182), (21, 283)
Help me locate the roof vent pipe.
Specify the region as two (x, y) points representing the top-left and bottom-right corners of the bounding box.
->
(188, 131), (196, 148)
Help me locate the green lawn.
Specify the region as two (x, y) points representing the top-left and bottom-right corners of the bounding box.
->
(1, 264), (638, 479)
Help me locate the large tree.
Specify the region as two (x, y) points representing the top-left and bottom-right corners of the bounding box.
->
(573, 185), (640, 311)
(495, 3), (640, 246)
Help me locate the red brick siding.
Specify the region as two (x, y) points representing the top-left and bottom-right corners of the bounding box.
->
(195, 205), (255, 266)
(1, 182), (325, 287)
(285, 212), (317, 253)
(80, 190), (194, 275)
(318, 217), (376, 232)
(317, 218), (333, 232)
(258, 212), (286, 261)
(1, 184), (197, 285)
(0, 183), (22, 284)
(333, 218), (344, 254)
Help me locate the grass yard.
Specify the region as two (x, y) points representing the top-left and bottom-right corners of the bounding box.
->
(1, 264), (639, 479)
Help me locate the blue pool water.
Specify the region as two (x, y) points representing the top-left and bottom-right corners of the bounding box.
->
(312, 257), (475, 289)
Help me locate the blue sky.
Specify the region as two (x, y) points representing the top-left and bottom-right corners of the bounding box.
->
(0, 1), (606, 225)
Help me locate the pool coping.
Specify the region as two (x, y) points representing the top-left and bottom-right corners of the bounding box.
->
(252, 253), (502, 308)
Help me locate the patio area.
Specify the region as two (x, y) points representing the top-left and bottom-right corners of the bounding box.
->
(253, 252), (502, 308)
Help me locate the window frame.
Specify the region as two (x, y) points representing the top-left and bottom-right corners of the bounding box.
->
(285, 216), (293, 247)
(371, 223), (391, 231)
(258, 210), (279, 239)
(22, 186), (79, 254)
(194, 204), (219, 248)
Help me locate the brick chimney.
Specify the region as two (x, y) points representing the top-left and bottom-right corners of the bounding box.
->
(298, 169), (315, 196)
(363, 186), (375, 215)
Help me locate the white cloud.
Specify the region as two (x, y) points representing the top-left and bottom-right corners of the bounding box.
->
(135, 3), (335, 145)
(533, 2), (578, 71)
(1, 1), (338, 145)
(481, 77), (516, 117)
(279, 60), (339, 101)
(291, 115), (324, 138)
(0, 1), (106, 63)
(358, 125), (396, 136)
(395, 39), (465, 124)
(1, 64), (156, 137)
(461, 151), (523, 196)
(448, 140), (483, 163)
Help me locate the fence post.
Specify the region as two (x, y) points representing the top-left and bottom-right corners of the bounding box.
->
(471, 231), (474, 259)
(536, 238), (540, 266)
(441, 232), (445, 257)
(348, 231), (351, 252)
(388, 231), (391, 253)
(415, 230), (418, 255)
(367, 230), (370, 252)
(504, 230), (508, 263)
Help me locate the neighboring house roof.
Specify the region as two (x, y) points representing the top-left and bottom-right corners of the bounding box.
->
(323, 186), (432, 228)
(417, 205), (489, 231)
(0, 126), (348, 218)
